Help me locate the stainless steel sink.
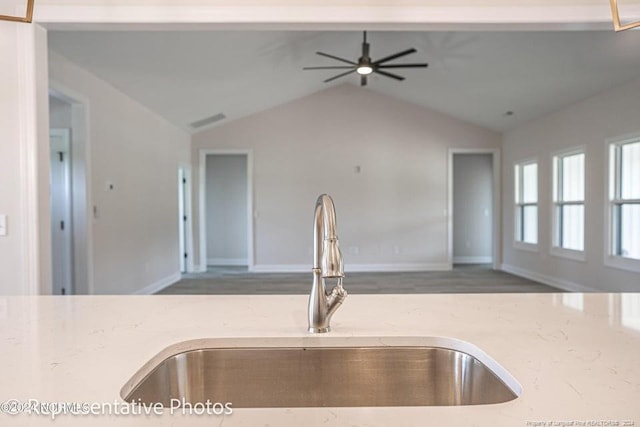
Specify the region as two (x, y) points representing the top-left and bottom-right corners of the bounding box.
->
(121, 339), (520, 407)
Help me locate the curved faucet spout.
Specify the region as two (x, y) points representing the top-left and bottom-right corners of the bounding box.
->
(308, 194), (347, 333)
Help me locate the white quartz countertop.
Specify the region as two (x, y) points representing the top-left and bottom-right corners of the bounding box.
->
(1, 293), (639, 426)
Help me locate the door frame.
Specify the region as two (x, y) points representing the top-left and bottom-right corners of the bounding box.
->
(198, 149), (254, 272)
(49, 128), (73, 294)
(447, 148), (501, 270)
(178, 164), (195, 273)
(49, 82), (94, 294)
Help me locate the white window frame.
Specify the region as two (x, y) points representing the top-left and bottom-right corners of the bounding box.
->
(514, 159), (538, 251)
(605, 134), (640, 273)
(550, 147), (586, 262)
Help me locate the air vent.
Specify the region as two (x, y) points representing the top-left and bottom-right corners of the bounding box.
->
(189, 113), (226, 130)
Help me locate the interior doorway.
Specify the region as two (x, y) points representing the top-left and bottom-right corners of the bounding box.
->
(199, 150), (253, 271)
(178, 166), (193, 273)
(48, 89), (92, 294)
(448, 149), (500, 269)
(50, 128), (73, 295)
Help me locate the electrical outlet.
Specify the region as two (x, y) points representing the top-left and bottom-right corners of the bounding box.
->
(393, 245), (401, 255)
(348, 246), (360, 255)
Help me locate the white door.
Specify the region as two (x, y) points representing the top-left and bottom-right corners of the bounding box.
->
(178, 168), (188, 273)
(50, 129), (73, 295)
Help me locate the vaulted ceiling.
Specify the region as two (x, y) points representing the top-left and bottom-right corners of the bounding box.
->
(48, 30), (640, 132)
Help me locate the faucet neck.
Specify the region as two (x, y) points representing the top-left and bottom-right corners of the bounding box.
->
(313, 194), (338, 270)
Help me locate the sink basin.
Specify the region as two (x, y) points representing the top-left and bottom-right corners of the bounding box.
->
(121, 338), (520, 408)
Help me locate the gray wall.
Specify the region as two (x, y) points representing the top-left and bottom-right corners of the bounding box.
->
(206, 154), (248, 265)
(192, 84), (501, 272)
(453, 154), (493, 263)
(49, 96), (72, 128)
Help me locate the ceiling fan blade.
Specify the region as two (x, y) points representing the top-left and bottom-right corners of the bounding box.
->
(361, 75), (367, 86)
(374, 69), (405, 81)
(324, 69), (357, 83)
(303, 66), (355, 70)
(377, 63), (429, 69)
(373, 48), (417, 65)
(316, 51), (357, 65)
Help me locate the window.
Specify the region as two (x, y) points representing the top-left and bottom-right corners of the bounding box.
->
(515, 161), (538, 246)
(609, 139), (640, 264)
(552, 151), (585, 255)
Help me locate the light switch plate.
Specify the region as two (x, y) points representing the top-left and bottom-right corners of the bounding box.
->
(0, 214), (7, 236)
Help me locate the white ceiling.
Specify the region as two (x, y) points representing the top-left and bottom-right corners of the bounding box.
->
(48, 30), (640, 132)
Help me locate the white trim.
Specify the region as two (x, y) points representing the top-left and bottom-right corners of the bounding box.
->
(550, 146), (586, 258)
(198, 149), (254, 272)
(604, 256), (640, 274)
(349, 264), (451, 272)
(252, 263), (451, 273)
(251, 265), (310, 273)
(513, 241), (539, 253)
(500, 263), (598, 292)
(447, 148), (500, 270)
(603, 134), (640, 274)
(33, 5), (638, 29)
(49, 79), (95, 295)
(550, 246), (587, 262)
(453, 256), (492, 264)
(49, 128), (74, 295)
(178, 164), (195, 273)
(513, 157), (539, 249)
(208, 258), (248, 266)
(133, 272), (181, 295)
(16, 24), (42, 295)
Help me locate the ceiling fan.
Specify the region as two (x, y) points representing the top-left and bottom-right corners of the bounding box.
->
(303, 32), (428, 86)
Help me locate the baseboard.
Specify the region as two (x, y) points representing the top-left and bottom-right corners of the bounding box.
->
(208, 258), (248, 266)
(348, 263), (451, 272)
(453, 256), (492, 264)
(133, 272), (181, 295)
(500, 263), (598, 292)
(251, 263), (451, 273)
(193, 264), (207, 273)
(251, 264), (309, 273)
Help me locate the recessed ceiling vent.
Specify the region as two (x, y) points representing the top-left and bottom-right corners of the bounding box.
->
(189, 113), (226, 130)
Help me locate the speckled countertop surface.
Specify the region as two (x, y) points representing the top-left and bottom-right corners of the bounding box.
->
(1, 293), (639, 426)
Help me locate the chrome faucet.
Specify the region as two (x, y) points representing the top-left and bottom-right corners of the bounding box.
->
(308, 194), (347, 333)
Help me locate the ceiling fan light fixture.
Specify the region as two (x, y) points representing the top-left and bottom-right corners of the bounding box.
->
(303, 31), (428, 86)
(356, 65), (373, 75)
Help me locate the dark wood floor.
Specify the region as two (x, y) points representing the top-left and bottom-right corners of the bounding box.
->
(158, 264), (560, 295)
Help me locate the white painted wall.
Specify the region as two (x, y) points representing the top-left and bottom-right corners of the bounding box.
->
(453, 154), (493, 263)
(192, 84), (501, 272)
(0, 24), (50, 295)
(29, 0), (640, 30)
(48, 51), (191, 294)
(206, 154), (248, 265)
(0, 26), (25, 294)
(502, 74), (640, 292)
